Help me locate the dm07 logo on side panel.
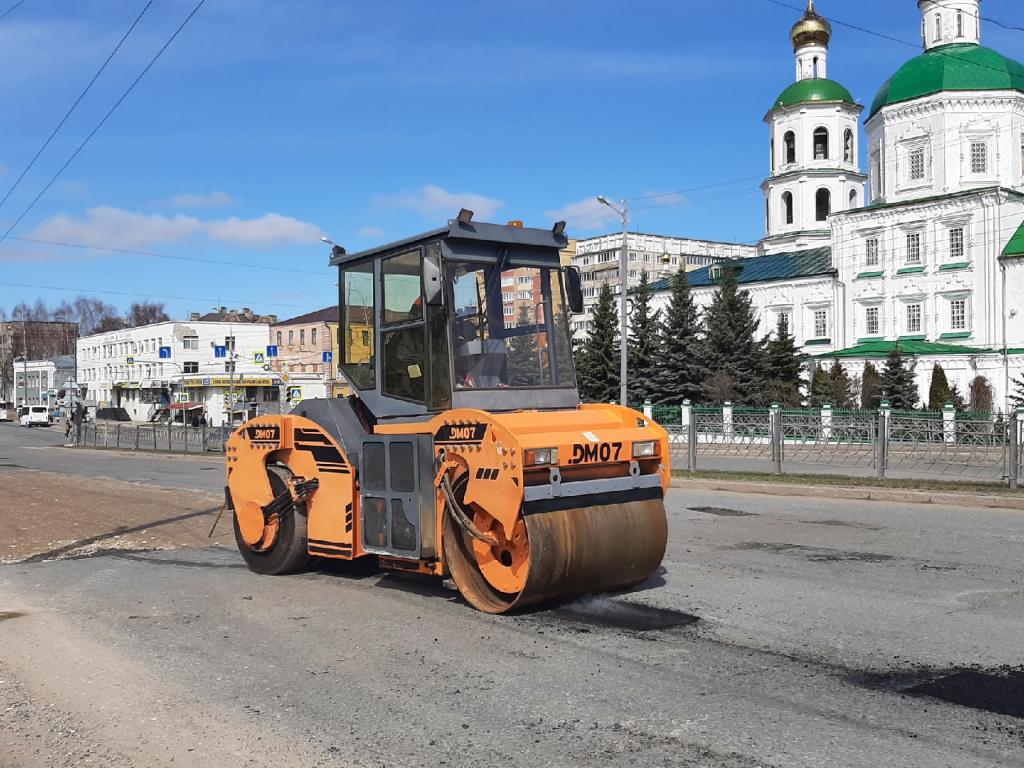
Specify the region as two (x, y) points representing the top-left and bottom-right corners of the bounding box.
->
(569, 441), (623, 465)
(246, 424), (281, 445)
(435, 423), (487, 444)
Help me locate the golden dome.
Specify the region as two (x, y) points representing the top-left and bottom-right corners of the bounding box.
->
(791, 0), (832, 50)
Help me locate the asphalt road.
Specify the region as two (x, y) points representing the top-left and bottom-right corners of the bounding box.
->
(1, 426), (1023, 766)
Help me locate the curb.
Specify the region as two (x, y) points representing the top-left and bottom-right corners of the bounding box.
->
(670, 477), (1024, 512)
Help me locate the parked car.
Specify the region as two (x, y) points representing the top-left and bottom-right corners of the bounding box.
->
(19, 405), (52, 427)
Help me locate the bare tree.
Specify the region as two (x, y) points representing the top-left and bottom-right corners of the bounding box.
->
(126, 301), (170, 328)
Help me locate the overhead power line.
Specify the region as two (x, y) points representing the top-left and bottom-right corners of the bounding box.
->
(0, 1), (154, 212)
(0, 0), (207, 245)
(0, 0), (26, 22)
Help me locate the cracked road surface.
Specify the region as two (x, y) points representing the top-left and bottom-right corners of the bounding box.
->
(1, 426), (1023, 766)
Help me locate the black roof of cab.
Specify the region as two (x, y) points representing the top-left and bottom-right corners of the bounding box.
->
(330, 220), (569, 268)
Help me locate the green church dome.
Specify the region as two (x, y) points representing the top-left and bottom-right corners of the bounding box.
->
(869, 43), (1024, 119)
(771, 78), (855, 111)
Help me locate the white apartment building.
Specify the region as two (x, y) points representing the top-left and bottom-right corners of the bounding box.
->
(571, 232), (756, 337)
(76, 320), (280, 426)
(11, 355), (76, 408)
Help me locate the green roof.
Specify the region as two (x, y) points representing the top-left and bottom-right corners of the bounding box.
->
(649, 246), (833, 293)
(1002, 220), (1024, 258)
(819, 340), (988, 359)
(870, 43), (1024, 119)
(771, 78), (855, 111)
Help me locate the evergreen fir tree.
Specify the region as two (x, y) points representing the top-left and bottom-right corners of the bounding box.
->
(861, 361), (883, 410)
(827, 361), (855, 408)
(626, 270), (662, 406)
(699, 261), (763, 404)
(927, 363), (953, 412)
(651, 268), (702, 405)
(808, 363), (831, 406)
(759, 314), (803, 406)
(576, 282), (619, 403)
(880, 348), (918, 409)
(506, 305), (541, 386)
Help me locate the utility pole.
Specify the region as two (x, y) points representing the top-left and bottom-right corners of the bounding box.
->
(21, 320), (28, 407)
(597, 195), (630, 407)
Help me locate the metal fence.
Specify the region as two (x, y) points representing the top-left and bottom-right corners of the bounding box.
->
(75, 423), (230, 453)
(654, 402), (1024, 487)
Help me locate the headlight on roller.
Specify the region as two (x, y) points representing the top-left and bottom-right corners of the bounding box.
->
(632, 440), (657, 458)
(525, 447), (559, 466)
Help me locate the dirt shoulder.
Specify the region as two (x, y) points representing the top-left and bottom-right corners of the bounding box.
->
(0, 468), (232, 563)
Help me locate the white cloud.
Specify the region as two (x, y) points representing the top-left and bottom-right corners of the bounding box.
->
(544, 197), (621, 233)
(31, 206), (204, 249)
(207, 213), (321, 246)
(374, 185), (504, 222)
(29, 207), (321, 250)
(169, 191), (236, 209)
(357, 226), (385, 239)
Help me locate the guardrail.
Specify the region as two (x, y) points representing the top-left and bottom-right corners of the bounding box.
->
(75, 423), (231, 453)
(652, 400), (1024, 487)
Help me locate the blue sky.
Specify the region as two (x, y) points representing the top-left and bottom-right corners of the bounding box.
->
(0, 0), (1020, 321)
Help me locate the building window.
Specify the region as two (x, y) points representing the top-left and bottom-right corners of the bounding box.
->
(949, 227), (964, 261)
(865, 237), (879, 267)
(784, 131), (796, 164)
(300, 329), (305, 346)
(844, 129), (854, 163)
(907, 303), (923, 334)
(956, 10), (963, 37)
(950, 298), (967, 331)
(909, 147), (925, 181)
(815, 188), (831, 221)
(865, 306), (880, 336)
(934, 13), (942, 42)
(517, 290), (532, 300)
(782, 192), (794, 225)
(182, 335), (198, 351)
(311, 328), (317, 345)
(183, 361), (199, 374)
(849, 189), (857, 209)
(503, 305), (515, 317)
(906, 232), (921, 264)
(970, 142), (988, 174)
(813, 128), (829, 160)
(276, 331), (282, 346)
(288, 330), (294, 345)
(224, 336), (235, 351)
(813, 310), (828, 339)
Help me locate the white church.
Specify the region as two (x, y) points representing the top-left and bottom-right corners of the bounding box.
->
(648, 0), (1024, 410)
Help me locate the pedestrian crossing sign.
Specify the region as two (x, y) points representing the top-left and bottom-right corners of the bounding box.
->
(253, 351), (266, 365)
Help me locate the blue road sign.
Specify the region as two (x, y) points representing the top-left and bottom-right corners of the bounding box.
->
(322, 351), (333, 363)
(158, 346), (171, 359)
(214, 345), (227, 358)
(267, 345), (278, 358)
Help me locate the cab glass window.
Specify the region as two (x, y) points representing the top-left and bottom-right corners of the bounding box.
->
(339, 261), (375, 389)
(382, 249), (423, 325)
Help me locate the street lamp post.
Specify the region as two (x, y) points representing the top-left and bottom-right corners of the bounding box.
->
(597, 195), (630, 407)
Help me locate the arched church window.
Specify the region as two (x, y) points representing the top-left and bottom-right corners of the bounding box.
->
(812, 56), (819, 78)
(934, 13), (942, 42)
(815, 188), (831, 222)
(784, 131), (796, 164)
(813, 128), (829, 160)
(782, 192), (794, 225)
(844, 129), (854, 163)
(956, 11), (963, 37)
(771, 138), (775, 171)
(849, 189), (857, 209)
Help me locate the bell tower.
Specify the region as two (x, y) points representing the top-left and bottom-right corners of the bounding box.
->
(918, 0), (981, 50)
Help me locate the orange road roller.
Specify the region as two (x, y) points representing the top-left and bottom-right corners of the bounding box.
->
(225, 214), (670, 613)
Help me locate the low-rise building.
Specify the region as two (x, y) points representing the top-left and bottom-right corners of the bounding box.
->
(0, 320), (78, 405)
(270, 307), (346, 398)
(10, 355), (76, 408)
(76, 315), (279, 426)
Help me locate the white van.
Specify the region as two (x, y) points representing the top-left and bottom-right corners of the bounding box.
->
(19, 405), (51, 427)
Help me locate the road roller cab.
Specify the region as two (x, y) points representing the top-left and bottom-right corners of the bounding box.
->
(225, 213), (670, 613)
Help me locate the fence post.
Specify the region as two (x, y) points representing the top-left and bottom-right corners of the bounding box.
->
(1010, 409), (1020, 490)
(943, 402), (956, 445)
(116, 424), (121, 449)
(877, 400), (891, 480)
(643, 399), (653, 421)
(183, 424), (189, 453)
(683, 399), (697, 472)
(723, 401), (734, 440)
(820, 402), (832, 443)
(770, 402), (783, 475)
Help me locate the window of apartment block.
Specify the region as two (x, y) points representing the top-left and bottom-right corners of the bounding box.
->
(950, 298), (967, 330)
(300, 329), (305, 346)
(865, 237), (880, 267)
(970, 142), (988, 174)
(907, 303), (923, 334)
(288, 330), (294, 346)
(949, 227), (964, 261)
(865, 306), (880, 336)
(183, 361), (199, 374)
(311, 328), (317, 345)
(813, 310), (828, 339)
(183, 335), (199, 351)
(909, 147), (925, 181)
(503, 305), (515, 317)
(906, 232), (922, 264)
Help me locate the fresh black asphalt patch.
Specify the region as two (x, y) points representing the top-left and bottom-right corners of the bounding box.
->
(552, 597), (700, 632)
(733, 542), (895, 563)
(690, 506), (757, 517)
(851, 666), (1024, 719)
